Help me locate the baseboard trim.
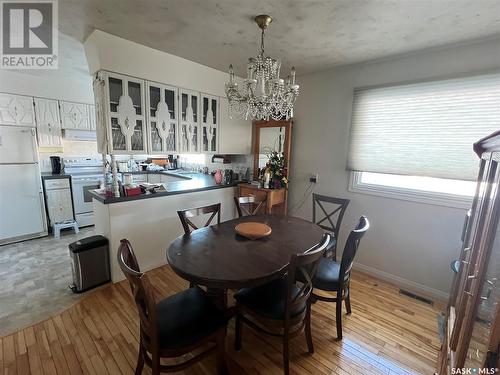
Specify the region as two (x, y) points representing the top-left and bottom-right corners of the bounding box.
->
(353, 262), (449, 303)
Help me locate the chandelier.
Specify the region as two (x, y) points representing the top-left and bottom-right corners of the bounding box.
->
(225, 15), (299, 121)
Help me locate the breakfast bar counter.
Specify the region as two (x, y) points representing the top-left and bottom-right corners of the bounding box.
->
(91, 172), (240, 282)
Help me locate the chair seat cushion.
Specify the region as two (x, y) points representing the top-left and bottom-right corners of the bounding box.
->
(313, 257), (341, 291)
(156, 287), (227, 349)
(234, 278), (306, 320)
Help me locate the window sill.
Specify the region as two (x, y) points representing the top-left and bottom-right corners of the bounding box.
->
(348, 172), (473, 210)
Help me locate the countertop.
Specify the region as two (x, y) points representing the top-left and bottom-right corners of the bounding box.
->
(90, 172), (240, 204)
(41, 172), (71, 180)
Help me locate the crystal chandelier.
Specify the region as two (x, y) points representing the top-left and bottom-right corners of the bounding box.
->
(225, 15), (299, 121)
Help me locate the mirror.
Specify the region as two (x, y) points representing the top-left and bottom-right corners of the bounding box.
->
(252, 120), (292, 181)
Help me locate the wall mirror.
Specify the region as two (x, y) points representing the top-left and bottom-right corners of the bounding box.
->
(252, 120), (292, 180)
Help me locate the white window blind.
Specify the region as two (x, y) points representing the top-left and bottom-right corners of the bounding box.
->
(347, 73), (500, 181)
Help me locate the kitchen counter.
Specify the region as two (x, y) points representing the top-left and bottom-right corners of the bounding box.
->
(41, 172), (71, 180)
(90, 172), (239, 204)
(92, 172), (239, 282)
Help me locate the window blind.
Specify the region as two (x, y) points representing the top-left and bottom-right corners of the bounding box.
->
(347, 73), (500, 181)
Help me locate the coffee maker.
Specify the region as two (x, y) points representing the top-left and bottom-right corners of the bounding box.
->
(50, 156), (63, 174)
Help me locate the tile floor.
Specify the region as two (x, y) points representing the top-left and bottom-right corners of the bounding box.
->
(0, 227), (98, 336)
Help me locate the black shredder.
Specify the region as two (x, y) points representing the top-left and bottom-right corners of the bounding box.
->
(69, 235), (110, 293)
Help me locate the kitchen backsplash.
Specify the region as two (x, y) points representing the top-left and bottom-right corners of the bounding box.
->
(39, 140), (99, 172)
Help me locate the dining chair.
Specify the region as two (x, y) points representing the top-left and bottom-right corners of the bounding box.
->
(309, 216), (369, 340)
(312, 193), (350, 260)
(234, 196), (266, 217)
(177, 203), (221, 235)
(233, 233), (331, 375)
(117, 239), (228, 375)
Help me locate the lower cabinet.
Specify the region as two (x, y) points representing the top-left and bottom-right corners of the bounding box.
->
(43, 177), (74, 228)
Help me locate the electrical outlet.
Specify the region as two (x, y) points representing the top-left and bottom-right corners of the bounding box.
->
(309, 173), (318, 183)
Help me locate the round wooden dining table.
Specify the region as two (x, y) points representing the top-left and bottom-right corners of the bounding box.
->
(166, 214), (324, 309)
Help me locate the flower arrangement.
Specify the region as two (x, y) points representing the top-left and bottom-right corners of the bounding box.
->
(265, 151), (288, 189)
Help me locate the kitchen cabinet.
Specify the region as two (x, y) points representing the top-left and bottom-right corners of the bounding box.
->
(60, 101), (91, 130)
(43, 177), (74, 227)
(179, 89), (200, 153)
(146, 81), (178, 154)
(200, 93), (219, 153)
(103, 72), (147, 154)
(34, 98), (62, 148)
(218, 97), (252, 154)
(0, 93), (36, 127)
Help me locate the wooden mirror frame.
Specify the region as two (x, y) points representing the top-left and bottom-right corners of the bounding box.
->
(252, 120), (293, 181)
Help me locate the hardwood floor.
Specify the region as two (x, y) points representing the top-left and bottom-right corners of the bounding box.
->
(0, 266), (442, 374)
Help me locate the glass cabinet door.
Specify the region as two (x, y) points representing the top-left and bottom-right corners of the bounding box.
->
(179, 89), (199, 153)
(200, 94), (219, 153)
(456, 154), (500, 367)
(146, 82), (178, 154)
(105, 72), (146, 154)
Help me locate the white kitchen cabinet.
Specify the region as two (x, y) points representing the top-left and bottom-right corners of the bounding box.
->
(146, 81), (178, 154)
(0, 93), (36, 127)
(43, 178), (74, 227)
(102, 71), (147, 154)
(218, 97), (252, 154)
(60, 101), (91, 130)
(178, 89), (200, 153)
(34, 98), (62, 147)
(89, 105), (96, 131)
(200, 93), (219, 153)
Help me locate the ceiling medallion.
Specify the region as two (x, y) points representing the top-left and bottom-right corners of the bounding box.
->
(225, 14), (299, 121)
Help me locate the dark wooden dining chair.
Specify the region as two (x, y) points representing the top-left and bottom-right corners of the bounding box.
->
(312, 193), (350, 260)
(309, 216), (369, 340)
(233, 233), (331, 375)
(117, 239), (228, 375)
(177, 203), (221, 235)
(234, 196), (266, 217)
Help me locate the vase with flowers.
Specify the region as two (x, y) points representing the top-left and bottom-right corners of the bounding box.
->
(264, 151), (288, 189)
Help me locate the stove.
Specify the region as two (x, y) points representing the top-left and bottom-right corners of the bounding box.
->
(63, 157), (103, 227)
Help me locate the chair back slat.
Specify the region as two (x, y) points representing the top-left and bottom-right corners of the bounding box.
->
(312, 194), (350, 242)
(339, 216), (369, 286)
(234, 196), (266, 217)
(177, 203), (221, 235)
(285, 234), (331, 319)
(117, 239), (157, 344)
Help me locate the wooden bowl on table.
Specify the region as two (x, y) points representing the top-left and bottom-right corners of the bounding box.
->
(235, 222), (272, 240)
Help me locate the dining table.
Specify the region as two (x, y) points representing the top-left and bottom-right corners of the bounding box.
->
(166, 214), (324, 309)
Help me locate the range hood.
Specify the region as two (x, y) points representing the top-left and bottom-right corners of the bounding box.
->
(63, 129), (97, 141)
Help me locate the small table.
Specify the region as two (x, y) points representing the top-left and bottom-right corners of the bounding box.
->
(238, 184), (288, 214)
(166, 215), (323, 309)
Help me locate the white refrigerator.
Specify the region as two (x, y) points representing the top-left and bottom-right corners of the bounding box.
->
(0, 125), (47, 244)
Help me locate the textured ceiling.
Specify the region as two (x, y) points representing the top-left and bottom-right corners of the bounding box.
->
(59, 0), (500, 76)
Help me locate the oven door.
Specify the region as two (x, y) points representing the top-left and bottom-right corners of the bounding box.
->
(71, 176), (101, 215)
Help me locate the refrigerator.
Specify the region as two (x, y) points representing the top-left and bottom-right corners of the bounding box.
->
(0, 125), (47, 245)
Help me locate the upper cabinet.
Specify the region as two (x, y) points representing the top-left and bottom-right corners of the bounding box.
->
(179, 89), (200, 153)
(0, 93), (36, 127)
(60, 101), (91, 130)
(89, 105), (96, 131)
(200, 94), (219, 154)
(34, 98), (62, 148)
(218, 97), (252, 154)
(146, 82), (178, 154)
(104, 72), (147, 154)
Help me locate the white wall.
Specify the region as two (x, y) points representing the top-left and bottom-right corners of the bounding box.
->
(84, 30), (237, 97)
(290, 38), (500, 299)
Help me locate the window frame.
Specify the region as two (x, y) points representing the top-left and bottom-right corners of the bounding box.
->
(349, 171), (473, 209)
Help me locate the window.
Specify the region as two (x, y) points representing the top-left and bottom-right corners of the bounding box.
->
(347, 72), (500, 207)
(350, 171), (476, 207)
